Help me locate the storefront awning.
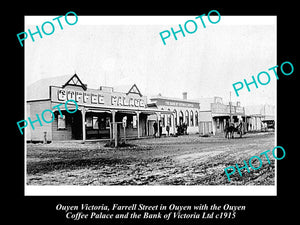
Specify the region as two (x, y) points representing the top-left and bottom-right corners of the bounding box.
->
(212, 114), (230, 117)
(51, 101), (172, 115)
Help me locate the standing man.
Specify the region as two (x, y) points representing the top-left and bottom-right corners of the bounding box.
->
(225, 120), (229, 139)
(153, 121), (158, 138)
(183, 122), (187, 135)
(159, 121), (162, 138)
(166, 124), (170, 136)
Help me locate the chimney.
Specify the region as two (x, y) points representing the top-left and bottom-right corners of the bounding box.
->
(182, 92), (187, 100)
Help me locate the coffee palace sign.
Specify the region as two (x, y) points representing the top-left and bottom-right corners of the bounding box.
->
(50, 86), (146, 108)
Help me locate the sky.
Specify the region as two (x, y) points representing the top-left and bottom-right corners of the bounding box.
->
(25, 15), (276, 107)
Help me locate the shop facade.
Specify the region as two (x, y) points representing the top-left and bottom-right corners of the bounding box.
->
(245, 114), (263, 131)
(149, 93), (200, 135)
(26, 74), (170, 143)
(245, 104), (275, 131)
(199, 97), (246, 135)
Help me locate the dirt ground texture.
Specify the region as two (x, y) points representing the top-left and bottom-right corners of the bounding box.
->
(26, 132), (275, 186)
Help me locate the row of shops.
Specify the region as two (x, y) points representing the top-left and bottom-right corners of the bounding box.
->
(25, 74), (275, 143)
(197, 97), (275, 135)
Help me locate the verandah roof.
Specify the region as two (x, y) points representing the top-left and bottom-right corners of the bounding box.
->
(51, 102), (172, 115)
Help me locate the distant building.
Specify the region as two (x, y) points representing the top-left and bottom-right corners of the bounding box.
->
(245, 104), (275, 131)
(198, 97), (246, 135)
(149, 92), (200, 135)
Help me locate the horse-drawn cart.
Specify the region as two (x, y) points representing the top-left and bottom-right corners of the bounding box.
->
(224, 122), (246, 139)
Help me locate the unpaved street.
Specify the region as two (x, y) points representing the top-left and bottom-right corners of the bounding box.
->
(26, 132), (275, 185)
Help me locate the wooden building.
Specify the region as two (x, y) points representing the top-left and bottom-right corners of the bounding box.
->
(198, 97), (246, 135)
(26, 74), (170, 143)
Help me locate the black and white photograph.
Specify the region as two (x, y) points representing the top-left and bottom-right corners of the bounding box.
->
(14, 6), (297, 224)
(23, 15), (277, 196)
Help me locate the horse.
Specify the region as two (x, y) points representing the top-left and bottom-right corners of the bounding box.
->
(224, 123), (243, 139)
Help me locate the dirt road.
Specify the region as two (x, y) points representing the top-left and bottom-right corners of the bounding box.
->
(26, 132), (275, 185)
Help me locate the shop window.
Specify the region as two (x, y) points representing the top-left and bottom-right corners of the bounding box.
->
(179, 111), (184, 125)
(195, 111), (198, 126)
(99, 117), (106, 130)
(86, 117), (93, 128)
(133, 115), (137, 128)
(185, 110), (189, 126)
(167, 109), (171, 126)
(173, 109), (177, 127)
(92, 117), (99, 129)
(105, 117), (110, 129)
(58, 114), (66, 129)
(190, 110), (194, 126)
(161, 115), (165, 127)
(127, 116), (132, 128)
(160, 108), (165, 127)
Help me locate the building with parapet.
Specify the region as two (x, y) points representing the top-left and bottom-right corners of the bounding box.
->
(198, 97), (246, 135)
(149, 92), (200, 135)
(245, 104), (275, 131)
(25, 74), (171, 143)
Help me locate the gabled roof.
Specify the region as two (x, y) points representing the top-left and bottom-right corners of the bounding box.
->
(26, 74), (87, 101)
(113, 83), (143, 96)
(127, 84), (142, 97)
(62, 73), (87, 90)
(27, 75), (70, 101)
